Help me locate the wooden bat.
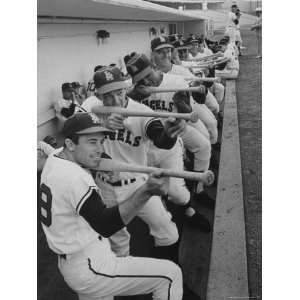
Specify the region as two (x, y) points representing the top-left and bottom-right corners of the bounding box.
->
(147, 86), (204, 93)
(190, 58), (229, 69)
(183, 76), (220, 83)
(92, 106), (201, 123)
(188, 53), (223, 62)
(96, 158), (215, 185)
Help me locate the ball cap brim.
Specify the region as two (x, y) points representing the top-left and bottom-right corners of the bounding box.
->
(62, 112), (112, 137)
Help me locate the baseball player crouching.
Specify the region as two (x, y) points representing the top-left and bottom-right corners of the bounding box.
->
(126, 53), (215, 210)
(150, 37), (219, 144)
(39, 112), (183, 300)
(215, 38), (239, 79)
(92, 66), (186, 262)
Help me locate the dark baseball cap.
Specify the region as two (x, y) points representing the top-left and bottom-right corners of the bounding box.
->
(61, 82), (73, 91)
(219, 38), (229, 46)
(93, 66), (129, 94)
(62, 112), (111, 137)
(151, 36), (174, 52)
(71, 81), (82, 88)
(124, 53), (152, 84)
(173, 40), (189, 50)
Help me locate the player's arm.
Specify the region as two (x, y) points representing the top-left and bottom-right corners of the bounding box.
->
(145, 118), (185, 149)
(79, 171), (169, 234)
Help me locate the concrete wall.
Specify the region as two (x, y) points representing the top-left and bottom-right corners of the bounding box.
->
(37, 21), (169, 140)
(183, 20), (206, 37)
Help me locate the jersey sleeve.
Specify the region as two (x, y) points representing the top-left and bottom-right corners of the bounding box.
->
(68, 170), (98, 214)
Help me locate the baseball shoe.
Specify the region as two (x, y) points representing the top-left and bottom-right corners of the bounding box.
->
(193, 191), (215, 209)
(184, 211), (211, 233)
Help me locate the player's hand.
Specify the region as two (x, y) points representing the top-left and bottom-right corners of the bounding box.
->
(37, 149), (48, 172)
(133, 84), (152, 98)
(144, 170), (169, 196)
(164, 117), (186, 138)
(215, 77), (221, 83)
(104, 113), (125, 130)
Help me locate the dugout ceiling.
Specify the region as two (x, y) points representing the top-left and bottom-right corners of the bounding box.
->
(38, 0), (208, 22)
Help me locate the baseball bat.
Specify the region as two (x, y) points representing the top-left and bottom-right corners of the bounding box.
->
(188, 53), (223, 62)
(147, 86), (205, 93)
(92, 106), (201, 123)
(184, 76), (220, 83)
(96, 159), (215, 185)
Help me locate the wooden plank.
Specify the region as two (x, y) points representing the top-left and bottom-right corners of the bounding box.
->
(207, 80), (249, 299)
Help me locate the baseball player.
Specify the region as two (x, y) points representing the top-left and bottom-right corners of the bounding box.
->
(225, 4), (239, 45)
(126, 52), (215, 209)
(54, 82), (85, 127)
(92, 66), (189, 262)
(150, 37), (219, 143)
(39, 112), (183, 300)
(251, 7), (262, 58)
(215, 38), (239, 79)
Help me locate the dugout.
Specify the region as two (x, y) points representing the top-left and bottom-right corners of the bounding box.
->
(37, 0), (208, 141)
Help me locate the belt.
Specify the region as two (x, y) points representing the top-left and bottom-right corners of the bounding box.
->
(59, 236), (102, 260)
(100, 176), (136, 187)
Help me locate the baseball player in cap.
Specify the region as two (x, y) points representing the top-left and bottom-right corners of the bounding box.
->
(215, 38), (239, 79)
(54, 82), (85, 126)
(150, 38), (219, 143)
(39, 112), (183, 300)
(126, 53), (216, 210)
(92, 66), (188, 261)
(225, 4), (239, 45)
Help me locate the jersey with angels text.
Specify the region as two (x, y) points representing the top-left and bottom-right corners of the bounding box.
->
(101, 98), (155, 180)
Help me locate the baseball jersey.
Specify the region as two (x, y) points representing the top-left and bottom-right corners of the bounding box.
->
(101, 98), (155, 181)
(140, 73), (188, 115)
(40, 152), (105, 254)
(227, 11), (238, 28)
(81, 95), (102, 112)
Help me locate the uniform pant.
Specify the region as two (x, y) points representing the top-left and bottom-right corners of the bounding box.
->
(205, 90), (220, 115)
(192, 102), (218, 144)
(98, 177), (179, 257)
(215, 68), (239, 80)
(58, 237), (183, 300)
(147, 139), (190, 206)
(225, 26), (237, 44)
(181, 123), (211, 193)
(210, 82), (225, 104)
(256, 33), (262, 56)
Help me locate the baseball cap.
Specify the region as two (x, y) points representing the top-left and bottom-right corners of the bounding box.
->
(219, 38), (229, 46)
(173, 40), (189, 50)
(255, 7), (262, 12)
(61, 82), (73, 91)
(93, 66), (129, 94)
(124, 53), (152, 84)
(62, 112), (111, 137)
(151, 36), (174, 52)
(71, 81), (82, 88)
(186, 36), (199, 45)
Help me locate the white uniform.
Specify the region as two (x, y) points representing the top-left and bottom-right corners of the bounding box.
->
(140, 73), (211, 195)
(81, 95), (102, 112)
(40, 151), (182, 300)
(97, 98), (179, 256)
(225, 11), (238, 44)
(168, 64), (218, 143)
(216, 47), (239, 79)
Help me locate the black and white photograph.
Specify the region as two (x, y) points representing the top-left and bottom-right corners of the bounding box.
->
(36, 0), (263, 299)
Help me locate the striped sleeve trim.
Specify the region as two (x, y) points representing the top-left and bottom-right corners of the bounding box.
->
(144, 117), (161, 139)
(75, 186), (97, 213)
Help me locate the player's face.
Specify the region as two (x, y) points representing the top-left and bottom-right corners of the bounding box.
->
(72, 133), (105, 168)
(100, 88), (127, 107)
(153, 48), (172, 68)
(178, 49), (188, 60)
(139, 69), (161, 87)
(190, 43), (198, 54)
(171, 48), (181, 64)
(63, 89), (74, 100)
(198, 43), (204, 53)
